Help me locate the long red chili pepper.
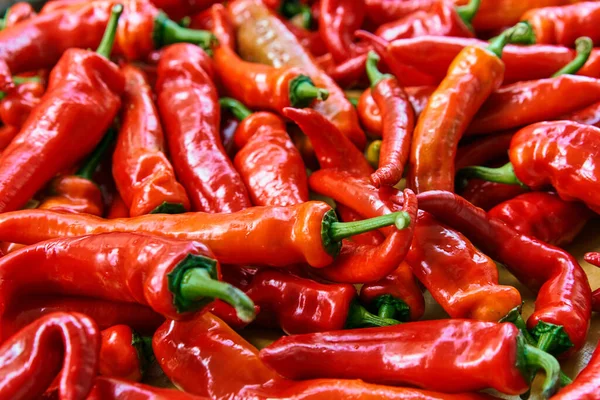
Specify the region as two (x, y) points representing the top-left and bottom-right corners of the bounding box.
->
(147, 0), (219, 20)
(283, 107), (373, 176)
(459, 179), (528, 211)
(460, 121), (600, 214)
(455, 131), (514, 170)
(156, 43), (251, 213)
(318, 0), (367, 63)
(551, 341), (600, 399)
(559, 99), (600, 127)
(88, 377), (209, 399)
(0, 76), (44, 129)
(228, 0), (366, 149)
(1, 2), (36, 28)
(220, 98), (309, 206)
(467, 38), (596, 135)
(375, 0), (479, 42)
(488, 192), (592, 247)
(0, 312), (99, 400)
(259, 320), (561, 397)
(416, 190), (592, 355)
(365, 51), (415, 187)
(113, 64), (190, 216)
(364, 0), (439, 25)
(0, 202), (408, 268)
(1, 295), (163, 341)
(359, 261), (425, 321)
(0, 233), (256, 338)
(0, 6), (124, 214)
(583, 252), (600, 312)
(211, 5), (328, 114)
(409, 22), (534, 193)
(0, 0), (217, 90)
(522, 2), (600, 46)
(100, 325), (152, 382)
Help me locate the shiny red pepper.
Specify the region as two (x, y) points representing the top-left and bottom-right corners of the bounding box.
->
(417, 190), (592, 355)
(0, 76), (45, 129)
(0, 312), (99, 400)
(156, 43), (251, 213)
(88, 377), (209, 399)
(459, 179), (528, 211)
(0, 233), (255, 341)
(522, 2), (600, 46)
(318, 0), (367, 63)
(488, 192), (592, 247)
(211, 5), (328, 115)
(375, 0), (478, 42)
(559, 99), (600, 127)
(0, 6), (124, 214)
(1, 2), (36, 28)
(455, 130), (514, 170)
(0, 125), (17, 151)
(220, 98), (309, 206)
(100, 325), (151, 382)
(113, 64), (190, 216)
(259, 320), (561, 397)
(148, 0), (220, 20)
(551, 341), (600, 399)
(282, 18), (328, 57)
(583, 253), (600, 313)
(106, 192), (130, 218)
(364, 0), (439, 26)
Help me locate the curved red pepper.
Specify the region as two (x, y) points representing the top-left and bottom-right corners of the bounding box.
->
(88, 376), (208, 400)
(417, 190), (592, 355)
(2, 2), (36, 28)
(319, 0), (367, 63)
(156, 43), (251, 213)
(0, 312), (99, 400)
(459, 179), (528, 211)
(552, 341), (600, 399)
(100, 325), (150, 382)
(0, 77), (44, 128)
(583, 252), (600, 313)
(488, 192), (592, 247)
(455, 130), (514, 170)
(113, 64), (190, 216)
(148, 0), (220, 20)
(559, 99), (600, 127)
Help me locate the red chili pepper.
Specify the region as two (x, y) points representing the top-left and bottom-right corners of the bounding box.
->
(106, 192), (130, 218)
(460, 121), (600, 214)
(211, 5), (329, 114)
(156, 43), (251, 213)
(364, 0), (439, 26)
(318, 52), (370, 89)
(259, 320), (561, 397)
(459, 179), (528, 211)
(0, 76), (45, 129)
(364, 35), (577, 85)
(100, 325), (151, 382)
(417, 190), (592, 355)
(551, 341), (600, 399)
(206, 300), (260, 330)
(559, 99), (600, 127)
(283, 107), (373, 175)
(0, 312), (99, 400)
(577, 47), (600, 78)
(318, 0), (367, 63)
(594, 289), (600, 312)
(455, 130), (514, 170)
(228, 0), (366, 149)
(365, 51), (415, 187)
(1, 2), (36, 28)
(488, 192), (592, 247)
(583, 253), (600, 313)
(282, 17), (329, 57)
(147, 0), (220, 20)
(336, 203), (384, 246)
(0, 203), (405, 269)
(0, 125), (18, 151)
(359, 261), (425, 321)
(375, 0), (478, 42)
(409, 23), (533, 193)
(220, 98), (309, 207)
(0, 233), (256, 338)
(88, 378), (209, 400)
(113, 64), (190, 216)
(1, 295), (164, 341)
(0, 6), (125, 214)
(0, 0), (217, 90)
(522, 2), (600, 46)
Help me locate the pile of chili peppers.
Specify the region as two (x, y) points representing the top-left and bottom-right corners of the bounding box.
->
(1, 0), (600, 399)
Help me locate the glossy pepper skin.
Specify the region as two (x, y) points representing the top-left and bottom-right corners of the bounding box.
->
(417, 190), (592, 355)
(522, 2), (600, 46)
(364, 0), (439, 25)
(366, 52), (415, 187)
(229, 0), (366, 149)
(584, 253), (600, 313)
(0, 201), (404, 268)
(0, 125), (18, 151)
(113, 64), (190, 216)
(225, 101), (309, 207)
(156, 44), (251, 213)
(551, 341), (600, 399)
(87, 376), (209, 400)
(0, 21), (124, 214)
(408, 26), (517, 193)
(0, 78), (45, 129)
(459, 179), (527, 211)
(38, 176), (104, 216)
(360, 262), (425, 321)
(0, 312), (99, 400)
(318, 0), (367, 64)
(1, 2), (36, 27)
(455, 130), (514, 170)
(260, 320), (560, 397)
(100, 325), (149, 382)
(560, 99), (600, 127)
(488, 192), (591, 247)
(107, 193), (130, 218)
(211, 5), (327, 115)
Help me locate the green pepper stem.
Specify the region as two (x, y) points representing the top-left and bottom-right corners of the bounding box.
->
(487, 21), (535, 58)
(520, 341), (560, 399)
(457, 162), (527, 187)
(345, 301), (401, 328)
(289, 75), (329, 108)
(96, 4), (123, 58)
(374, 294), (410, 321)
(280, 0), (313, 29)
(366, 51), (393, 88)
(329, 211), (411, 242)
(154, 13), (217, 52)
(347, 96), (358, 107)
(500, 307), (537, 345)
(560, 371), (572, 387)
(365, 140), (382, 169)
(131, 332), (155, 377)
(552, 36), (593, 77)
(76, 128), (117, 181)
(150, 202), (187, 214)
(179, 268), (255, 323)
(455, 0), (481, 25)
(219, 97), (253, 121)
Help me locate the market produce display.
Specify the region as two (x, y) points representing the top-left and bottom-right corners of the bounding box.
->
(0, 0), (599, 399)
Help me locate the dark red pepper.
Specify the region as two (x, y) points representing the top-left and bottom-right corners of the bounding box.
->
(459, 179), (528, 211)
(87, 376), (208, 400)
(455, 130), (514, 170)
(100, 325), (152, 382)
(318, 0), (368, 63)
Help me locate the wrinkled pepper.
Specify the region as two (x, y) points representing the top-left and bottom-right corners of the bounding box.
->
(156, 43), (251, 213)
(100, 325), (152, 382)
(113, 64), (190, 216)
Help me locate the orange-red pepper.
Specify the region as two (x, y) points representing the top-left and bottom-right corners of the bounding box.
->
(113, 64), (190, 216)
(156, 43), (251, 213)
